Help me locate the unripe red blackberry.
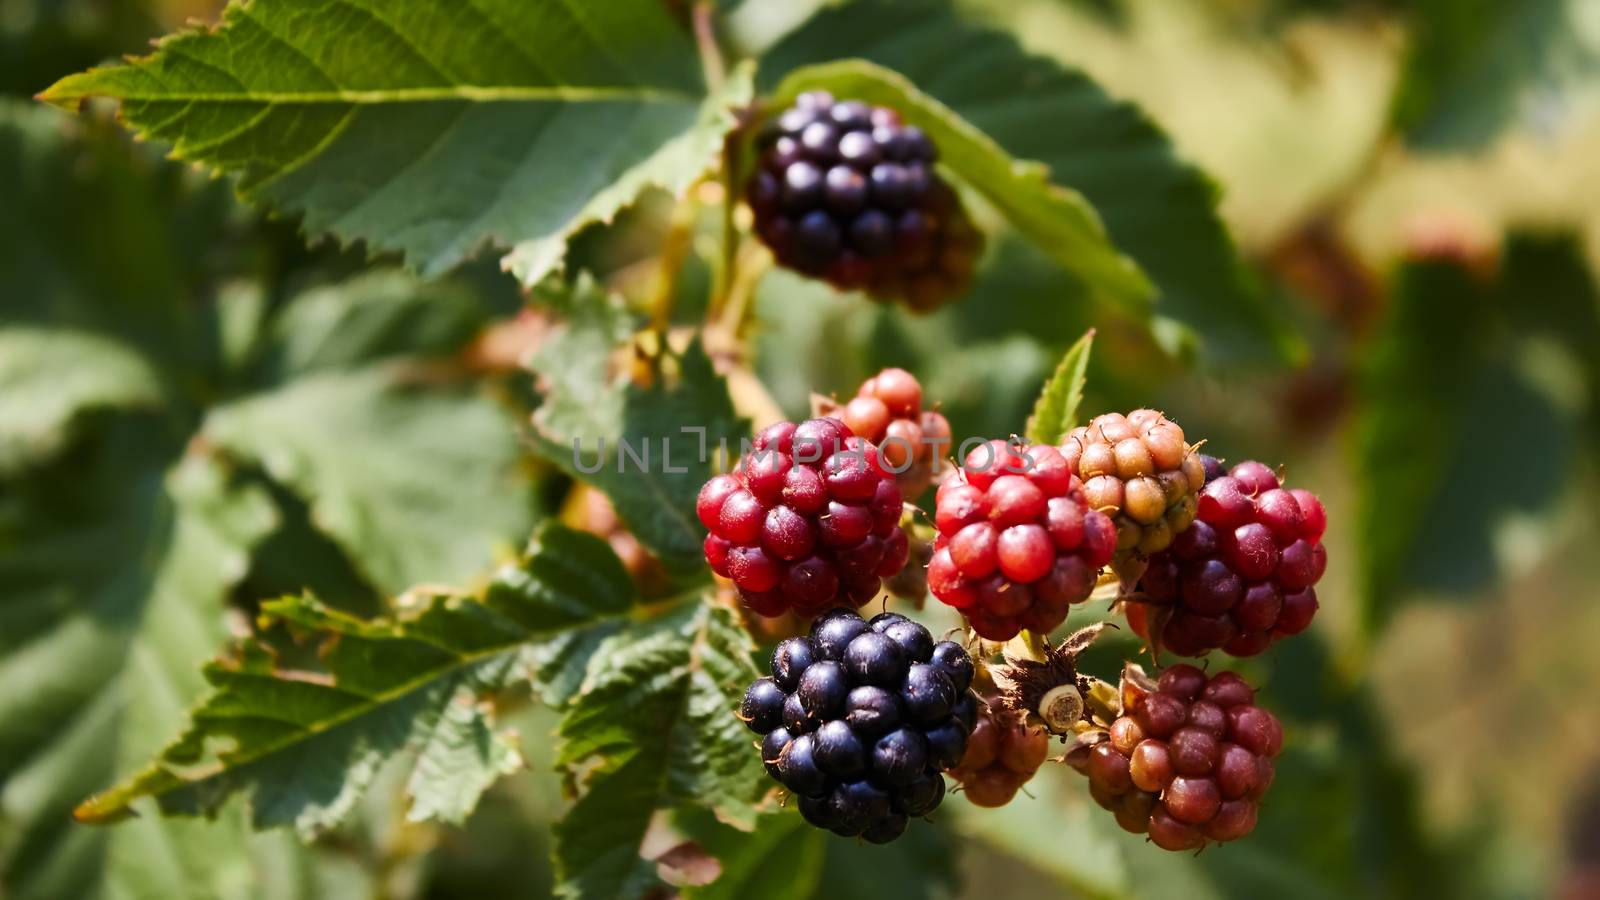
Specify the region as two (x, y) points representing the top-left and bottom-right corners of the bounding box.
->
(1127, 459), (1328, 656)
(819, 367), (951, 500)
(747, 91), (984, 312)
(699, 418), (910, 617)
(1070, 665), (1282, 850)
(1060, 411), (1205, 558)
(740, 610), (980, 842)
(927, 440), (1116, 641)
(948, 695), (1051, 807)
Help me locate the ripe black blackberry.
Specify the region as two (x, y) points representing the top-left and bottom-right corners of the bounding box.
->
(739, 609), (979, 842)
(747, 91), (984, 312)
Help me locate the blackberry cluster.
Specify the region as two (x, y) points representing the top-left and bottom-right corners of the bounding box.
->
(1061, 411), (1205, 558)
(1128, 459), (1328, 656)
(1073, 666), (1281, 851)
(747, 91), (984, 311)
(699, 418), (909, 617)
(820, 367), (952, 500)
(739, 610), (980, 842)
(948, 696), (1051, 807)
(927, 440), (1117, 641)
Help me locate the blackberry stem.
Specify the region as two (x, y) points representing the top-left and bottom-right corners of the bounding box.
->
(691, 1), (725, 93)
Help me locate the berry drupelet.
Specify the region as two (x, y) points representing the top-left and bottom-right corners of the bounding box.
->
(699, 418), (910, 618)
(747, 91), (984, 312)
(739, 610), (980, 842)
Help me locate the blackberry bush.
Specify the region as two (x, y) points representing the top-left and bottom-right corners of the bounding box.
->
(1070, 665), (1282, 851)
(1127, 459), (1328, 656)
(748, 91), (985, 311)
(927, 440), (1117, 640)
(1061, 411), (1206, 559)
(699, 417), (910, 617)
(818, 366), (952, 500)
(739, 610), (980, 842)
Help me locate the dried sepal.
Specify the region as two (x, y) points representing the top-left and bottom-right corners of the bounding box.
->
(990, 624), (1109, 734)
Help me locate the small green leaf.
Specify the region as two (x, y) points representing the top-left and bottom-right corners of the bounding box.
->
(529, 279), (748, 574)
(771, 60), (1152, 317)
(552, 603), (768, 899)
(72, 524), (635, 836)
(40, 0), (736, 281)
(1025, 329), (1095, 445)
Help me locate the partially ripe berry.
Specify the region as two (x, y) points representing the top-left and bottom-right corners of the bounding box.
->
(700, 418), (909, 618)
(949, 697), (1051, 807)
(929, 441), (1114, 639)
(1130, 460), (1329, 657)
(1069, 666), (1283, 851)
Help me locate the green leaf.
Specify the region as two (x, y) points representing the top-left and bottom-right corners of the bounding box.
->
(761, 0), (1300, 367)
(1392, 0), (1600, 151)
(770, 60), (1152, 317)
(529, 279), (748, 574)
(0, 328), (164, 475)
(1025, 329), (1095, 445)
(204, 367), (530, 594)
(40, 0), (739, 282)
(552, 603), (767, 899)
(1354, 234), (1599, 632)
(72, 524), (634, 837)
(0, 421), (288, 899)
(253, 271), (492, 380)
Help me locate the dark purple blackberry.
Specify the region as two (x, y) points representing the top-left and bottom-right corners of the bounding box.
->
(749, 91), (985, 312)
(739, 608), (979, 842)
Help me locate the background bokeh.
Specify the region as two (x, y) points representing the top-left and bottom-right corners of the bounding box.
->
(3, 0), (1598, 898)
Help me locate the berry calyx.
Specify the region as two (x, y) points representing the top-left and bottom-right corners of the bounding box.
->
(1069, 664), (1282, 850)
(1127, 458), (1328, 656)
(1060, 410), (1205, 559)
(818, 367), (953, 501)
(740, 610), (980, 841)
(699, 418), (909, 618)
(748, 91), (985, 312)
(928, 441), (1115, 640)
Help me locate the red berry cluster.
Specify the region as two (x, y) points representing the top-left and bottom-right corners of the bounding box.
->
(1128, 460), (1328, 656)
(927, 440), (1117, 641)
(1074, 666), (1281, 851)
(699, 418), (909, 617)
(948, 697), (1051, 807)
(820, 367), (951, 500)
